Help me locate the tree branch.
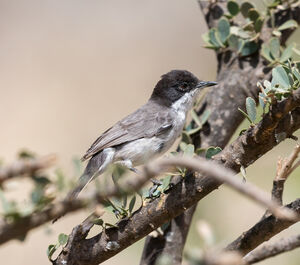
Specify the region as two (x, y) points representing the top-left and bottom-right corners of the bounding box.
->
(225, 199), (300, 255)
(243, 233), (300, 264)
(0, 155), (56, 186)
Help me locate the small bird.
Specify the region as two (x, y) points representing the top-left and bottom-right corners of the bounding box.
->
(67, 70), (217, 200)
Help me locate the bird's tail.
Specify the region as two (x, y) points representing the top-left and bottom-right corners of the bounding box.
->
(65, 150), (112, 201)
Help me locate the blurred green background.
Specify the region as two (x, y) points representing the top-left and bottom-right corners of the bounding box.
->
(0, 0), (299, 264)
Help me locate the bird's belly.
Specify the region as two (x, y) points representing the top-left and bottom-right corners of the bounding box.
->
(113, 136), (173, 166)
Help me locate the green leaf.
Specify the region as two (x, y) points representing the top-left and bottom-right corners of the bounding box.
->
(261, 44), (273, 62)
(240, 2), (254, 18)
(58, 233), (68, 246)
(190, 109), (202, 127)
(93, 218), (104, 226)
(237, 28), (252, 39)
(258, 92), (266, 109)
(209, 28), (223, 48)
(271, 65), (290, 89)
(292, 68), (300, 83)
(227, 1), (239, 16)
(161, 175), (172, 192)
(269, 37), (280, 59)
(241, 41), (258, 57)
(238, 107), (253, 124)
(254, 17), (264, 32)
(47, 244), (57, 260)
(228, 34), (239, 50)
(278, 19), (298, 31)
(272, 29), (282, 37)
(122, 195), (127, 209)
(128, 195), (136, 214)
(248, 8), (260, 22)
(179, 142), (187, 152)
(280, 44), (294, 63)
(184, 144), (195, 157)
(185, 127), (201, 136)
(246, 97), (256, 123)
(218, 18), (230, 43)
(200, 109), (211, 125)
(18, 150), (35, 159)
(205, 147), (222, 159)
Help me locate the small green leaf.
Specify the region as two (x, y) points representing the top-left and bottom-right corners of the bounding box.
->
(259, 92), (266, 109)
(248, 8), (260, 22)
(209, 28), (223, 48)
(185, 127), (201, 136)
(128, 195), (136, 214)
(205, 147), (222, 159)
(241, 41), (258, 57)
(47, 244), (57, 260)
(93, 218), (104, 226)
(184, 144), (195, 157)
(181, 130), (192, 143)
(161, 175), (172, 192)
(179, 142), (187, 152)
(227, 1), (239, 16)
(238, 107), (253, 124)
(190, 109), (202, 127)
(272, 29), (282, 37)
(254, 17), (264, 32)
(18, 150), (35, 159)
(278, 19), (298, 31)
(240, 2), (254, 18)
(228, 34), (238, 50)
(246, 97), (256, 123)
(269, 37), (280, 59)
(237, 28), (252, 39)
(271, 65), (290, 89)
(196, 148), (206, 155)
(292, 68), (300, 83)
(58, 233), (68, 246)
(200, 109), (211, 125)
(122, 195), (127, 209)
(218, 18), (230, 43)
(261, 43), (274, 62)
(280, 44), (294, 63)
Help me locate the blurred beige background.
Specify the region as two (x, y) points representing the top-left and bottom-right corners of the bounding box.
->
(0, 1), (299, 264)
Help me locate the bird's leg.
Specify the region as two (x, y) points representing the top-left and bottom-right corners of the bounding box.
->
(114, 160), (140, 174)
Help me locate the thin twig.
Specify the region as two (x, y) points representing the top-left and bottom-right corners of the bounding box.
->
(243, 234), (300, 264)
(0, 155), (56, 185)
(225, 199), (300, 255)
(150, 157), (298, 221)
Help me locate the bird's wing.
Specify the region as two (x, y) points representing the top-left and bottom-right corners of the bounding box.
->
(81, 104), (173, 161)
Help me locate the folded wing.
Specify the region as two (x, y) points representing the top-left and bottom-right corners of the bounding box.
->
(81, 103), (173, 161)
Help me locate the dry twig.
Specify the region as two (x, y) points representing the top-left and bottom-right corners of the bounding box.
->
(243, 234), (300, 264)
(0, 155), (56, 185)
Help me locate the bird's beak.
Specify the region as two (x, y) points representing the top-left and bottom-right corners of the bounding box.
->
(196, 81), (218, 88)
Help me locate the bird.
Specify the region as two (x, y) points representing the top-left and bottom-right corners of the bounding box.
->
(67, 70), (217, 200)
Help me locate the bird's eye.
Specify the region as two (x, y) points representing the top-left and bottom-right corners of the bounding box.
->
(178, 82), (188, 91)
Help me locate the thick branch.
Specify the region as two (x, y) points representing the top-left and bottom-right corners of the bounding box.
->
(243, 233), (300, 264)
